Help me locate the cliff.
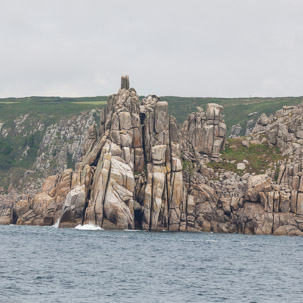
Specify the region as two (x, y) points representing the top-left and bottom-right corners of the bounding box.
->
(2, 77), (303, 236)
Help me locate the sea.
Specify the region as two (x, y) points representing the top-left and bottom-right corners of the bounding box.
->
(0, 224), (303, 303)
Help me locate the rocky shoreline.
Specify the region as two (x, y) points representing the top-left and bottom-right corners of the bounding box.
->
(1, 76), (303, 236)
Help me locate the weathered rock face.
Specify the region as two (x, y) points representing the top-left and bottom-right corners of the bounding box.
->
(182, 104), (226, 157)
(0, 192), (31, 224)
(252, 102), (303, 156)
(3, 78), (303, 236)
(230, 124), (242, 138)
(11, 169), (73, 226)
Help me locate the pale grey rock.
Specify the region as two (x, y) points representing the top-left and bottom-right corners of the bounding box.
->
(182, 103), (226, 157)
(237, 163), (246, 170)
(230, 124), (242, 138)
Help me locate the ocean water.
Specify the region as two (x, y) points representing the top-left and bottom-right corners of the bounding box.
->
(0, 225), (303, 303)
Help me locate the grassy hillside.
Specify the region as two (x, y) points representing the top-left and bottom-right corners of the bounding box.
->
(0, 96), (107, 191)
(0, 96), (107, 123)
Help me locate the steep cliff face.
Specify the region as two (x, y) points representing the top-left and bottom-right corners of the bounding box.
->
(3, 78), (303, 236)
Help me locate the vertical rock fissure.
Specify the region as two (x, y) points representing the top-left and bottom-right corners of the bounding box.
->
(149, 174), (154, 231)
(81, 191), (90, 225)
(165, 175), (170, 229)
(278, 165), (286, 184)
(185, 192), (189, 231)
(100, 161), (112, 227)
(296, 190), (299, 214)
(210, 122), (215, 155)
(167, 118), (173, 230)
(194, 115), (197, 148)
(140, 112), (147, 166)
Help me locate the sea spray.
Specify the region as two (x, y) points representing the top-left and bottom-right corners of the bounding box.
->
(52, 219), (60, 228)
(75, 224), (103, 231)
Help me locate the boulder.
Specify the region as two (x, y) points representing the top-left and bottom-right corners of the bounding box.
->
(237, 163), (246, 170)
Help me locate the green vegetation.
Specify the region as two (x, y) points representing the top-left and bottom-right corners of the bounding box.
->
(0, 101), (20, 104)
(182, 160), (194, 176)
(66, 153), (75, 169)
(207, 138), (284, 175)
(0, 96), (108, 190)
(0, 138), (15, 170)
(71, 101), (107, 105)
(0, 96), (107, 123)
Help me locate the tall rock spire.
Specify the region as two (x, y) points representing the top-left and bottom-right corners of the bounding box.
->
(121, 75), (130, 90)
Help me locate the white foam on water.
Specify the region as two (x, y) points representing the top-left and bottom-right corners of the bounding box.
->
(52, 220), (60, 228)
(75, 224), (103, 231)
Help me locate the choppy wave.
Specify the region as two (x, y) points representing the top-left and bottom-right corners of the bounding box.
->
(75, 224), (103, 231)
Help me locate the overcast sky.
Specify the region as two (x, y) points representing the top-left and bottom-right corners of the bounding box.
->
(0, 0), (302, 98)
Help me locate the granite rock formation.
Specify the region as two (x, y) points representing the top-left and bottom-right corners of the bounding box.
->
(182, 104), (226, 157)
(2, 77), (303, 236)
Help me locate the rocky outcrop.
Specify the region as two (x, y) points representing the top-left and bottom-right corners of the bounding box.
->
(0, 192), (30, 224)
(252, 103), (303, 156)
(182, 104), (226, 157)
(2, 78), (303, 236)
(10, 169), (73, 226)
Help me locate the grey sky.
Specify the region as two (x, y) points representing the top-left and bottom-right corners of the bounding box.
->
(0, 0), (302, 98)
